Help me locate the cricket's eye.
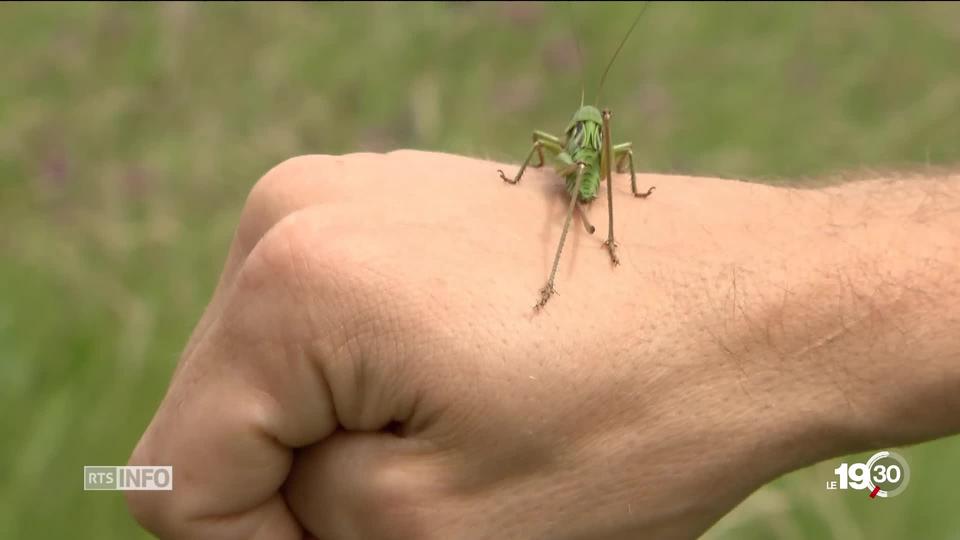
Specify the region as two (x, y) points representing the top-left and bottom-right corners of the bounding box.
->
(571, 123), (584, 146)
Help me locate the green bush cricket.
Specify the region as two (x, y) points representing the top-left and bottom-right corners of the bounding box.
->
(498, 3), (656, 312)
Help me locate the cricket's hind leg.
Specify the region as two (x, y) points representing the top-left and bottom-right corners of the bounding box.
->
(535, 162), (587, 312)
(553, 162), (595, 235)
(498, 131), (563, 185)
(577, 202), (595, 234)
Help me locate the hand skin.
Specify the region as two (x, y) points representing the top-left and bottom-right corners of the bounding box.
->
(125, 150), (959, 540)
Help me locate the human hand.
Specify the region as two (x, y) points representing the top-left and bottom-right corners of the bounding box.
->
(125, 151), (960, 539)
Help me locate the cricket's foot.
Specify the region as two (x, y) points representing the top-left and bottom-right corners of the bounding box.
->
(604, 239), (621, 266)
(498, 169), (519, 184)
(634, 186), (656, 198)
(534, 282), (557, 311)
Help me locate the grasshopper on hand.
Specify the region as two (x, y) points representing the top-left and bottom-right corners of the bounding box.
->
(498, 4), (656, 311)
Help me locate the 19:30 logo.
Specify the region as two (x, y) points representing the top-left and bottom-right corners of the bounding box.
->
(826, 450), (911, 499)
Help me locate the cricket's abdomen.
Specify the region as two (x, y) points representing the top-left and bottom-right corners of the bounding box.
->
(566, 165), (600, 203)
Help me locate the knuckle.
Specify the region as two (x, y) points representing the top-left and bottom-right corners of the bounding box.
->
(248, 155), (316, 209)
(123, 490), (158, 534)
(124, 490), (172, 538)
(235, 208), (319, 297)
(227, 206), (357, 342)
(123, 443), (172, 536)
(237, 155), (330, 255)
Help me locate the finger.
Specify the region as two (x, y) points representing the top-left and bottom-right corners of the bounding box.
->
(125, 316), (327, 539)
(284, 430), (449, 540)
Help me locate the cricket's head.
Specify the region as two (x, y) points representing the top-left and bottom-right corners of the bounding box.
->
(564, 105), (604, 152)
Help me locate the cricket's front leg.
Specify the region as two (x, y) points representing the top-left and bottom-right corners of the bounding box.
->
(613, 142), (655, 198)
(532, 130), (561, 168)
(498, 131), (563, 185)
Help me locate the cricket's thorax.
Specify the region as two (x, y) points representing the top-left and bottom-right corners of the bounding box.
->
(560, 105), (604, 203)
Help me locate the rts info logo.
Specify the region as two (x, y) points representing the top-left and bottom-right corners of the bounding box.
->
(84, 466), (173, 491)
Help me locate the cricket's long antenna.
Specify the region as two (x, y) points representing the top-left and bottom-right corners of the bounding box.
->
(571, 5), (586, 108)
(596, 1), (651, 106)
(576, 36), (585, 108)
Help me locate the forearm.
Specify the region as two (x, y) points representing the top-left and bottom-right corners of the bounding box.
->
(675, 174), (960, 472)
(794, 176), (960, 449)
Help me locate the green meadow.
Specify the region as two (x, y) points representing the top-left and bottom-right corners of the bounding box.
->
(2, 3), (958, 538)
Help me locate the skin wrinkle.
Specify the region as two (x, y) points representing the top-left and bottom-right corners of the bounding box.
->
(827, 268), (862, 417)
(308, 317), (360, 433)
(788, 305), (863, 361)
(240, 359), (303, 451)
(736, 277), (796, 405)
(731, 266), (772, 354)
(323, 309), (381, 430)
(692, 263), (759, 402)
(302, 242), (401, 430)
(839, 268), (884, 393)
(365, 279), (429, 430)
(282, 214), (329, 344)
(285, 342), (338, 448)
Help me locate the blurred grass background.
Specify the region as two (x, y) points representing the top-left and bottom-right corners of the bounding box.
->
(2, 2), (959, 538)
